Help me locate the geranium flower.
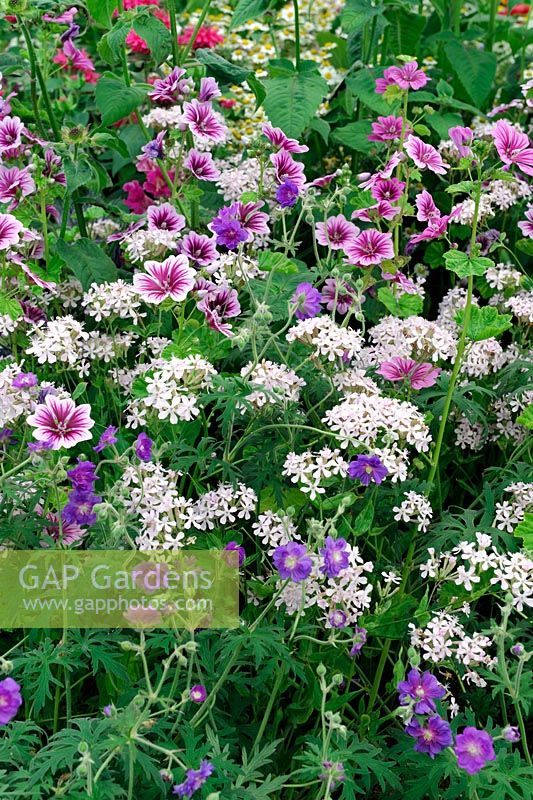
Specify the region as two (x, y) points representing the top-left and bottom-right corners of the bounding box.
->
(397, 668), (446, 713)
(262, 123), (309, 153)
(316, 214), (359, 249)
(133, 255), (195, 304)
(378, 357), (441, 389)
(404, 135), (448, 174)
(0, 678), (22, 725)
(27, 395), (95, 450)
(276, 180), (299, 208)
(173, 761), (214, 797)
(135, 432), (153, 462)
(368, 115), (405, 142)
(319, 536), (349, 577)
(183, 149), (220, 181)
(273, 541), (312, 581)
(0, 212), (23, 249)
(344, 229), (394, 266)
(454, 727), (496, 774)
(347, 454), (388, 485)
(291, 282), (322, 320)
(320, 278), (355, 315)
(209, 208), (249, 249)
(147, 203), (185, 233)
(492, 119), (533, 175)
(406, 716), (453, 757)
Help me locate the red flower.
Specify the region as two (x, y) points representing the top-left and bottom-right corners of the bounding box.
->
(177, 25), (224, 50)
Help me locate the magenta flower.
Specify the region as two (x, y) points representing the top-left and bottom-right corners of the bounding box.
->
(43, 149), (66, 185)
(378, 357), (441, 389)
(27, 395), (95, 450)
(368, 115), (405, 142)
(262, 123), (309, 153)
(0, 678), (22, 725)
(518, 206), (533, 238)
(404, 135), (448, 175)
(197, 285), (240, 336)
(406, 716), (453, 757)
(310, 171), (338, 188)
(398, 668), (446, 714)
(181, 231), (218, 265)
(183, 149), (220, 182)
(387, 61), (428, 91)
(43, 6), (78, 24)
(148, 67), (189, 104)
(0, 166), (36, 208)
(232, 200), (269, 236)
(320, 278), (354, 315)
(182, 99), (227, 143)
(492, 119), (533, 176)
(291, 282), (322, 320)
(408, 215), (451, 247)
(449, 125), (473, 158)
(455, 727), (496, 775)
(375, 67), (397, 94)
(347, 454), (388, 485)
(351, 200), (400, 222)
(42, 512), (86, 547)
(371, 177), (405, 202)
(381, 270), (418, 294)
(415, 190), (440, 222)
(189, 685), (207, 703)
(133, 255), (196, 304)
(270, 149), (306, 188)
(0, 115), (24, 152)
(344, 229), (394, 266)
(273, 541), (313, 581)
(146, 203), (185, 233)
(328, 609), (347, 628)
(316, 214), (359, 249)
(198, 77), (221, 103)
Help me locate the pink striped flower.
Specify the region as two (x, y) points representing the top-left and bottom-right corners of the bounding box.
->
(449, 126), (473, 158)
(492, 119), (533, 176)
(344, 229), (394, 266)
(183, 148), (220, 181)
(387, 61), (428, 91)
(518, 207), (533, 238)
(148, 66), (188, 104)
(351, 200), (400, 222)
(0, 116), (24, 152)
(146, 203), (185, 232)
(408, 215), (451, 247)
(231, 200), (270, 236)
(270, 149), (306, 188)
(197, 285), (240, 336)
(316, 214), (359, 249)
(198, 77), (221, 103)
(182, 99), (227, 143)
(0, 212), (23, 250)
(0, 166), (36, 208)
(375, 67), (396, 94)
(415, 190), (440, 221)
(27, 395), (95, 450)
(181, 231), (218, 265)
(359, 153), (404, 189)
(262, 123), (309, 153)
(133, 255), (196, 304)
(378, 357), (441, 389)
(371, 177), (405, 202)
(368, 115), (405, 142)
(404, 135), (448, 175)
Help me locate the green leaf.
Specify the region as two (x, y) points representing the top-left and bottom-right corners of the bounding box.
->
(71, 382), (88, 401)
(516, 238), (533, 257)
(95, 73), (147, 126)
(63, 156), (94, 194)
(132, 11), (172, 64)
(514, 512), (533, 552)
(384, 8), (426, 55)
(427, 112), (463, 141)
(263, 61), (328, 139)
(458, 305), (513, 341)
(86, 0), (117, 27)
(56, 238), (118, 290)
(443, 250), (492, 278)
(377, 286), (423, 318)
(345, 69), (393, 115)
(341, 0), (382, 32)
(309, 117), (330, 144)
(362, 596), (417, 639)
(516, 404), (533, 430)
(332, 120), (374, 153)
(0, 292), (21, 321)
(445, 180), (474, 195)
(196, 48), (251, 86)
(230, 0), (273, 29)
(352, 499), (374, 534)
(258, 251), (299, 274)
(413, 124), (431, 136)
(97, 20), (131, 64)
(444, 40), (496, 108)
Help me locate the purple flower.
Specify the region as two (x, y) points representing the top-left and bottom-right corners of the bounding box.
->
(387, 61), (428, 91)
(0, 212), (23, 250)
(183, 149), (220, 182)
(406, 715), (453, 757)
(349, 627), (367, 656)
(0, 677), (22, 725)
(275, 179), (299, 208)
(135, 432), (153, 462)
(147, 203), (185, 233)
(62, 489), (101, 527)
(181, 231), (218, 266)
(320, 278), (355, 315)
(262, 123), (309, 153)
(0, 116), (24, 152)
(148, 67), (189, 104)
(320, 761), (345, 788)
(232, 200), (269, 236)
(197, 285), (240, 336)
(272, 541), (313, 582)
(344, 229), (394, 267)
(398, 668), (446, 714)
(43, 149), (66, 185)
(511, 643), (525, 656)
(415, 190), (440, 222)
(102, 705), (113, 717)
(198, 77), (221, 103)
(27, 440), (54, 453)
(67, 459), (97, 491)
(93, 426), (118, 453)
(492, 119), (533, 176)
(320, 536), (349, 578)
(316, 214), (359, 250)
(224, 540), (246, 567)
(455, 727), (496, 775)
(173, 760), (214, 797)
(0, 427), (15, 446)
(347, 455), (388, 486)
(351, 200), (400, 223)
(371, 177), (405, 202)
(189, 684), (207, 703)
(502, 725), (520, 742)
(210, 208), (249, 250)
(449, 125), (473, 158)
(291, 282), (322, 320)
(404, 135), (448, 175)
(182, 99), (227, 143)
(12, 371), (37, 389)
(368, 115), (405, 142)
(328, 609), (347, 628)
(140, 131), (166, 161)
(271, 149), (306, 188)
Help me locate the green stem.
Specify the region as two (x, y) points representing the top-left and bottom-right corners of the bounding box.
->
(365, 640), (391, 718)
(178, 0), (213, 65)
(251, 667), (285, 754)
(168, 0), (179, 66)
(487, 0), (498, 51)
(293, 0), (301, 70)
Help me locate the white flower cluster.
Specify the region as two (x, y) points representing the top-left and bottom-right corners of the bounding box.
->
(47, 277), (83, 309)
(125, 355), (217, 428)
(461, 338), (510, 378)
(82, 280), (145, 324)
(251, 510), (300, 554)
(453, 178), (531, 224)
(485, 263), (523, 291)
(367, 315), (457, 363)
(393, 491), (433, 532)
(241, 359), (305, 408)
(332, 368), (380, 396)
(283, 446), (349, 500)
(124, 228), (182, 263)
(506, 290), (533, 324)
(0, 314), (19, 337)
(207, 252), (263, 285)
(142, 106), (185, 129)
(286, 316), (364, 362)
(491, 391), (533, 444)
(25, 316), (89, 367)
(0, 363), (40, 425)
(493, 482), (533, 534)
(436, 286), (478, 332)
(215, 155), (265, 202)
(455, 415), (486, 451)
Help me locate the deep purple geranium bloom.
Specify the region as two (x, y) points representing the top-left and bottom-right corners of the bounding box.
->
(398, 668), (446, 714)
(291, 282), (322, 320)
(0, 427), (15, 446)
(140, 131), (166, 161)
(349, 627), (367, 656)
(344, 229), (394, 266)
(273, 541), (313, 582)
(276, 179), (299, 208)
(328, 609), (347, 628)
(67, 459), (97, 491)
(62, 489), (101, 527)
(181, 231), (218, 266)
(12, 371), (37, 389)
(93, 425), (118, 453)
(320, 536), (349, 578)
(224, 540), (246, 566)
(173, 760), (214, 797)
(348, 455), (388, 486)
(189, 684), (207, 703)
(210, 208), (249, 250)
(135, 432), (153, 462)
(455, 727), (496, 774)
(0, 677), (22, 725)
(406, 715), (453, 757)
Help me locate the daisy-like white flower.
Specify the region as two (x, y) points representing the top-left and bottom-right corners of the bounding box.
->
(26, 395), (94, 450)
(133, 255), (196, 304)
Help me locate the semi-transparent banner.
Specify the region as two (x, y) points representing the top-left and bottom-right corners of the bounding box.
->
(0, 550), (239, 629)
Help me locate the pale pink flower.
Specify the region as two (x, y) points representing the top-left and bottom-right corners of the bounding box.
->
(183, 149), (220, 181)
(0, 212), (23, 249)
(387, 61), (428, 91)
(262, 123), (308, 153)
(270, 149), (306, 188)
(368, 115), (405, 142)
(378, 357), (441, 389)
(404, 135), (448, 174)
(344, 229), (394, 266)
(133, 255), (196, 304)
(492, 119), (533, 176)
(27, 395), (95, 450)
(316, 214), (359, 249)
